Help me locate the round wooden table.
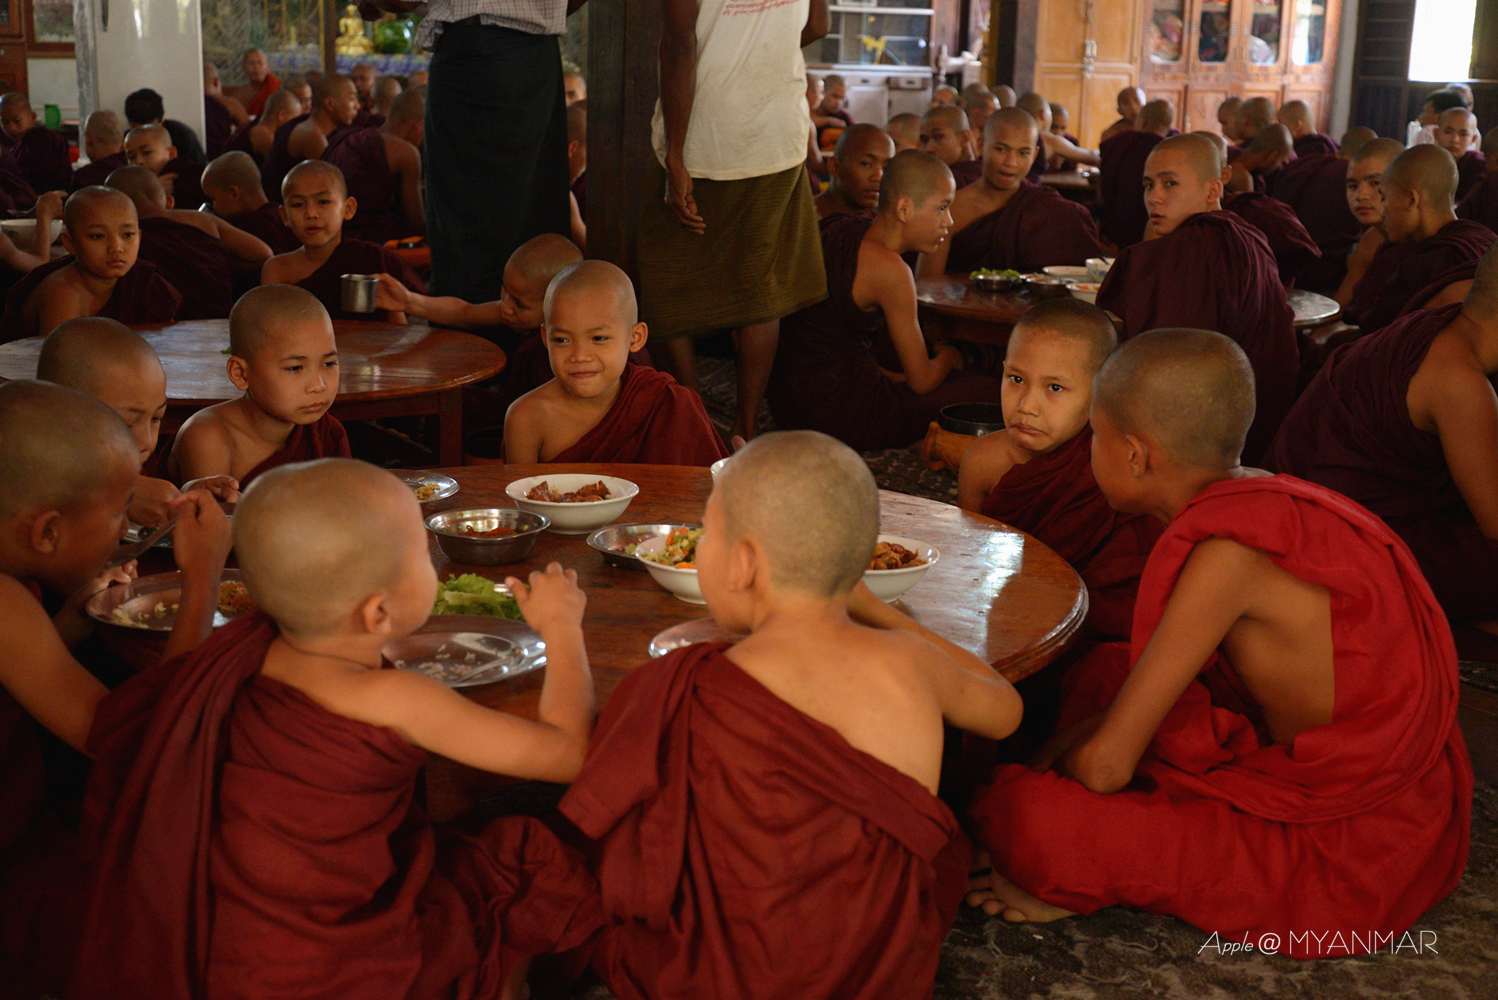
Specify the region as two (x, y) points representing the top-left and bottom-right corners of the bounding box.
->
(1287, 288), (1342, 330)
(1040, 169), (1101, 205)
(0, 318), (506, 466)
(916, 275), (1031, 348)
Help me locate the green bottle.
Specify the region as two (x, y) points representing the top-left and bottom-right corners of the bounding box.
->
(43, 104), (60, 129)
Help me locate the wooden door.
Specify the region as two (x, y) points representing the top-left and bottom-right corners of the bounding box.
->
(0, 41), (26, 95)
(0, 0), (21, 41)
(1034, 0), (1143, 149)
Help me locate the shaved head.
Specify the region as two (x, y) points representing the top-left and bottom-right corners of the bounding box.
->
(1339, 126), (1377, 159)
(312, 73), (353, 106)
(126, 123), (171, 148)
(37, 318), (160, 394)
(236, 459), (418, 636)
(202, 150), (266, 196)
(230, 284), (333, 360)
(544, 259), (639, 327)
(1192, 130), (1230, 173)
(1094, 329), (1255, 469)
(264, 89), (301, 119)
(508, 232), (583, 288)
(1384, 144), (1459, 207)
(885, 113), (920, 150)
(0, 92), (30, 113)
(878, 149), (954, 210)
(1217, 96), (1242, 121)
(62, 186), (136, 236)
(1139, 98), (1175, 133)
(1147, 133), (1222, 183)
(921, 105), (969, 134)
(1013, 299), (1117, 372)
(373, 76), (403, 111)
(834, 122), (892, 159)
(1238, 97), (1275, 136)
(282, 159), (347, 199)
(0, 380), (138, 519)
(83, 111), (124, 146)
(1351, 136), (1404, 169)
(994, 85), (1017, 108)
(1247, 122), (1293, 157)
(388, 89), (425, 128)
(1015, 92), (1050, 130)
(984, 106), (1039, 144)
(715, 431), (879, 597)
(105, 164), (169, 210)
(1276, 99), (1312, 136)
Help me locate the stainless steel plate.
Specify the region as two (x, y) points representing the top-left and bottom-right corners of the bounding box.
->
(399, 471), (460, 503)
(648, 617), (744, 658)
(88, 569), (248, 632)
(388, 616), (546, 689)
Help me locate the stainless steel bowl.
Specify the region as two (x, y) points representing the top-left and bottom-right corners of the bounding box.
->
(971, 272), (1022, 293)
(426, 508), (549, 565)
(1025, 276), (1073, 300)
(340, 273), (379, 313)
(586, 522), (693, 570)
(938, 403), (1005, 436)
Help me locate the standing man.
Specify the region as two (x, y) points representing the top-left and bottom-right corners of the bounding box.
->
(641, 0), (830, 442)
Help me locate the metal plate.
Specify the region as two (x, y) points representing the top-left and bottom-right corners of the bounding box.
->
(87, 569), (248, 632)
(388, 615), (546, 689)
(648, 617), (744, 659)
(121, 522), (174, 550)
(399, 471), (460, 503)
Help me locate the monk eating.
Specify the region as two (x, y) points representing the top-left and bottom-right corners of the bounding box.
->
(966, 328), (1471, 958)
(562, 430), (1023, 1000)
(168, 285), (352, 488)
(106, 165), (271, 320)
(814, 123), (895, 219)
(958, 300), (1160, 639)
(770, 151), (1006, 450)
(918, 108), (1101, 278)
(2, 186), (182, 342)
(503, 260), (726, 465)
(1276, 98), (1337, 158)
(260, 160), (427, 324)
(260, 73), (360, 202)
(1437, 107), (1485, 201)
(70, 111), (129, 191)
(0, 92), (71, 195)
(1227, 122), (1293, 193)
(124, 123), (205, 210)
(0, 380), (231, 998)
(885, 112), (921, 153)
(1096, 134), (1297, 464)
(320, 89), (426, 244)
(71, 458), (605, 1000)
(1194, 131), (1321, 286)
(1099, 86), (1146, 143)
(200, 150), (300, 254)
(920, 105), (982, 188)
(1098, 98), (1175, 247)
(1264, 126), (1372, 294)
(224, 88), (300, 164)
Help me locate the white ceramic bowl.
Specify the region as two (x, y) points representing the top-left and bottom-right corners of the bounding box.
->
(1, 218), (63, 246)
(1069, 282), (1101, 305)
(862, 535), (940, 603)
(710, 456), (731, 483)
(1085, 256), (1114, 282)
(1042, 265), (1089, 282)
(504, 474), (639, 535)
(634, 534), (705, 604)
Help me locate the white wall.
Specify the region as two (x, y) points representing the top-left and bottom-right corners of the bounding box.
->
(74, 0), (204, 145)
(26, 58), (78, 117)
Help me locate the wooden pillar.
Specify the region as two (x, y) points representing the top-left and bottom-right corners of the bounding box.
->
(585, 0), (661, 279)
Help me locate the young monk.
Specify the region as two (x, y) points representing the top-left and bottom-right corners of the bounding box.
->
(1275, 98), (1337, 158)
(814, 123), (894, 219)
(1013, 93), (1053, 182)
(567, 102), (587, 224)
(1096, 134), (1297, 464)
(123, 88), (205, 167)
(200, 150), (300, 254)
(966, 328), (1471, 958)
(1437, 107), (1485, 200)
(919, 108), (1101, 277)
(770, 151), (1006, 451)
(223, 88), (300, 164)
(0, 92), (71, 195)
(1264, 124), (1370, 294)
(993, 84), (1018, 108)
(124, 123), (205, 210)
(260, 73), (360, 202)
(931, 84), (959, 108)
(1046, 102), (1079, 171)
(503, 260), (726, 465)
(561, 429), (1023, 1000)
(1098, 98), (1174, 248)
(1099, 86), (1146, 143)
(320, 89), (425, 244)
(2, 186), (181, 342)
(350, 62), (378, 112)
(1194, 131), (1321, 287)
(261, 160), (427, 323)
(71, 458), (605, 1000)
(958, 300), (1161, 639)
(1344, 144), (1496, 335)
(1226, 121), (1293, 193)
(1233, 96), (1276, 147)
(1216, 96), (1242, 142)
(920, 105), (982, 188)
(0, 380), (230, 998)
(106, 165), (272, 320)
(70, 112), (129, 191)
(281, 74), (312, 116)
(168, 285), (352, 488)
(886, 112), (921, 153)
(962, 90), (999, 144)
(1334, 137), (1404, 306)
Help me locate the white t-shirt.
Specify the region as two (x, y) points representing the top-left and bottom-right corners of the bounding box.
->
(652, 0), (812, 181)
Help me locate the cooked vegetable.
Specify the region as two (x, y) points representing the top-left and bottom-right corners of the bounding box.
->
(431, 573), (523, 619)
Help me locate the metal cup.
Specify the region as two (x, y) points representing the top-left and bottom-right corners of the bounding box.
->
(340, 273), (379, 313)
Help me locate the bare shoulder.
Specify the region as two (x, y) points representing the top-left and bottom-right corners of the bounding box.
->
(957, 429), (1021, 509)
(261, 250), (301, 284)
(949, 181), (991, 229)
(175, 401), (237, 450)
(384, 133), (419, 170)
(265, 655), (453, 736)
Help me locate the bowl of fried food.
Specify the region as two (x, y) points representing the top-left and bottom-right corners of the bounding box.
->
(505, 474), (639, 534)
(862, 536), (939, 603)
(426, 507), (550, 565)
(635, 526), (705, 604)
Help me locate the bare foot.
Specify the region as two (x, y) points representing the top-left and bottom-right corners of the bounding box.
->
(966, 855), (1075, 923)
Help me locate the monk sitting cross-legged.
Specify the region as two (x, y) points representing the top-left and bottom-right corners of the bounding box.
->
(1192, 131), (1321, 287)
(502, 260), (726, 465)
(919, 105), (982, 189)
(320, 89), (426, 245)
(201, 150), (300, 254)
(769, 151), (1007, 451)
(958, 300), (1161, 640)
(1097, 98), (1174, 249)
(919, 108), (1100, 279)
(814, 123), (894, 219)
(966, 329), (1472, 958)
(168, 285), (352, 489)
(2, 186), (182, 342)
(561, 430), (1024, 1000)
(261, 160), (427, 324)
(124, 123), (205, 210)
(1096, 134), (1297, 464)
(71, 459), (605, 1000)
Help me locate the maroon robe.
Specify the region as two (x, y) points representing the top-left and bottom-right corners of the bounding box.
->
(980, 428), (1162, 640)
(1457, 172), (1498, 230)
(970, 476), (1470, 958)
(768, 214), (1005, 451)
(160, 156), (205, 211)
(1266, 152), (1361, 294)
(223, 201), (299, 254)
(69, 151), (128, 192)
(294, 237), (428, 321)
(2, 256), (181, 343)
(949, 158), (983, 189)
(545, 364), (727, 466)
(1221, 190), (1322, 285)
(466, 329), (651, 434)
(561, 642), (971, 1000)
(1345, 219), (1496, 336)
(1096, 210), (1297, 464)
(204, 96), (234, 160)
(1293, 132), (1339, 158)
(135, 216), (235, 320)
(944, 180), (1102, 275)
(321, 126), (404, 244)
(0, 147), (37, 212)
(239, 413), (352, 488)
(1265, 302), (1498, 617)
(2, 126), (71, 195)
(260, 113), (309, 202)
(1098, 129), (1164, 248)
(224, 118), (259, 162)
(72, 612), (605, 1000)
(1455, 149), (1486, 202)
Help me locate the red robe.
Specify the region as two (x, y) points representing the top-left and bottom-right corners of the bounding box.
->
(945, 180), (1102, 275)
(1221, 191), (1321, 285)
(1346, 219), (1495, 335)
(1095, 210), (1297, 465)
(294, 237), (428, 321)
(136, 216), (235, 320)
(238, 413), (352, 488)
(161, 156), (206, 211)
(980, 428), (1162, 640)
(465, 330), (651, 434)
(322, 126), (405, 244)
(72, 613), (604, 1000)
(1456, 172), (1498, 230)
(1454, 149), (1486, 202)
(69, 151), (128, 192)
(1292, 132), (1339, 158)
(1265, 302), (1498, 618)
(223, 201), (299, 254)
(949, 158), (983, 190)
(545, 364), (727, 466)
(2, 126), (71, 195)
(560, 642), (971, 1000)
(969, 476), (1471, 958)
(2, 256), (181, 343)
(242, 74), (282, 118)
(1265, 153), (1361, 294)
(1098, 130), (1164, 248)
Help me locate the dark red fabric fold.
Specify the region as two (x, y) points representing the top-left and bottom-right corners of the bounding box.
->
(69, 151), (128, 192)
(949, 158), (983, 189)
(237, 412), (352, 488)
(970, 475), (1471, 958)
(1345, 219), (1495, 335)
(1456, 172), (1498, 230)
(224, 118), (258, 161)
(1292, 132), (1339, 159)
(242, 75), (281, 119)
(321, 126), (405, 244)
(1098, 130), (1164, 248)
(1455, 149), (1486, 202)
(1265, 153), (1361, 294)
(944, 179), (1102, 275)
(0, 147), (36, 212)
(162, 156), (205, 211)
(2, 126), (71, 195)
(136, 217), (235, 320)
(295, 237), (427, 321)
(2, 255), (181, 343)
(562, 642), (971, 1000)
(1221, 190), (1322, 285)
(222, 202), (299, 254)
(547, 363), (727, 466)
(204, 98), (234, 161)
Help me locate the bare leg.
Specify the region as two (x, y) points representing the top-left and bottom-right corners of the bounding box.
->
(966, 849), (1076, 923)
(500, 957), (533, 1000)
(732, 318), (779, 442)
(655, 337), (700, 393)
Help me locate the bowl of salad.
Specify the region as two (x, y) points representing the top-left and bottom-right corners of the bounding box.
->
(635, 526), (706, 604)
(969, 268), (1023, 293)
